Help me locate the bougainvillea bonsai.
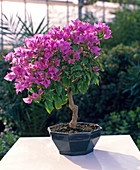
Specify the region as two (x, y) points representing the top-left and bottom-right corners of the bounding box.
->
(4, 19), (111, 129)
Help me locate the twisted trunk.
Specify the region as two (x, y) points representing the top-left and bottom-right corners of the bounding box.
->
(68, 89), (78, 129)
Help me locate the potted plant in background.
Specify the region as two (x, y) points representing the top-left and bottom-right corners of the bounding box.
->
(4, 19), (111, 156)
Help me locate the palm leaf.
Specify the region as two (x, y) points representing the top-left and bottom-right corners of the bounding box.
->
(35, 17), (45, 34)
(17, 16), (32, 36)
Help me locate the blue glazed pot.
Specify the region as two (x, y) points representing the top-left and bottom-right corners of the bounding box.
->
(48, 122), (102, 156)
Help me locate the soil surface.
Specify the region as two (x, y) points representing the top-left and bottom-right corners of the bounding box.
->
(50, 123), (100, 133)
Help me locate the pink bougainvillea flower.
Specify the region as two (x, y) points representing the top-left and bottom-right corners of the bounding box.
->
(32, 92), (39, 100)
(40, 79), (51, 89)
(15, 83), (25, 94)
(94, 56), (99, 59)
(4, 72), (16, 81)
(48, 67), (59, 75)
(23, 96), (32, 104)
(4, 52), (14, 61)
(68, 59), (75, 64)
(93, 66), (100, 72)
(91, 46), (101, 56)
(38, 88), (43, 95)
(62, 66), (66, 69)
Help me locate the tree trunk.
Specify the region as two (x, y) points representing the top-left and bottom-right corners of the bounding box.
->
(68, 89), (78, 129)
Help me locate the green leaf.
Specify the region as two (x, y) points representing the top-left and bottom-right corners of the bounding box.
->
(77, 80), (83, 93)
(54, 96), (62, 109)
(75, 72), (82, 77)
(62, 78), (70, 88)
(61, 89), (68, 105)
(61, 96), (68, 105)
(72, 44), (78, 53)
(45, 101), (54, 114)
(86, 72), (91, 82)
(70, 82), (78, 95)
(92, 72), (100, 85)
(77, 77), (90, 94)
(82, 57), (89, 65)
(55, 83), (63, 96)
(46, 94), (53, 102)
(82, 79), (90, 93)
(71, 65), (83, 72)
(71, 83), (76, 94)
(44, 91), (53, 102)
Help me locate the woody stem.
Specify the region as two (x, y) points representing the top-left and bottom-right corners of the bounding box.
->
(68, 89), (78, 129)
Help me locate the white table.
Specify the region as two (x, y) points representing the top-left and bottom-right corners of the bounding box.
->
(0, 135), (140, 170)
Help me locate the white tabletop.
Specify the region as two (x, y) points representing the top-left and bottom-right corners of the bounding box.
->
(0, 135), (140, 170)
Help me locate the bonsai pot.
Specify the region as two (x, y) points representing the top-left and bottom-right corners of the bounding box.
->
(48, 122), (102, 156)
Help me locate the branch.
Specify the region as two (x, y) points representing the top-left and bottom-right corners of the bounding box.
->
(68, 88), (78, 128)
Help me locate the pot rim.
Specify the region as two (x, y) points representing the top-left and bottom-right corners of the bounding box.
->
(48, 122), (102, 135)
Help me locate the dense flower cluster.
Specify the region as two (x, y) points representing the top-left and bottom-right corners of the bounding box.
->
(4, 19), (111, 104)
